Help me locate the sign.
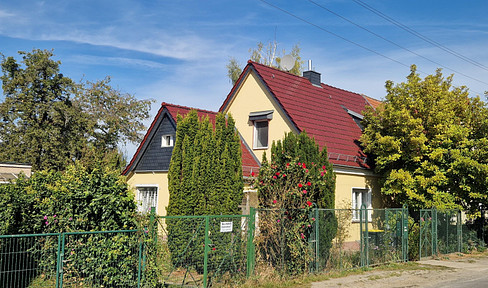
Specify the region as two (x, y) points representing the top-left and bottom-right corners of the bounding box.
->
(220, 221), (233, 233)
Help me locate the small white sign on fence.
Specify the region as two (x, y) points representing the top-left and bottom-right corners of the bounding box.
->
(220, 221), (233, 233)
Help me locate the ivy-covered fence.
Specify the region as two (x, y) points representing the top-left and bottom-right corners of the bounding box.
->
(0, 230), (150, 288)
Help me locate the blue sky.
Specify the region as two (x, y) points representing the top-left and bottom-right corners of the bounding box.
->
(1, 0), (487, 157)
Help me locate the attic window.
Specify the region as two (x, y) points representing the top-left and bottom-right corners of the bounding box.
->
(161, 135), (174, 147)
(342, 106), (364, 131)
(254, 121), (269, 149)
(249, 111), (273, 149)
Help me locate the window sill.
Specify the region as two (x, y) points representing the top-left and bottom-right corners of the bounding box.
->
(253, 147), (268, 150)
(352, 219), (372, 223)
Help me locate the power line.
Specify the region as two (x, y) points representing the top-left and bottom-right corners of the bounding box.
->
(257, 0), (487, 94)
(307, 0), (488, 86)
(352, 0), (488, 72)
(258, 0), (412, 70)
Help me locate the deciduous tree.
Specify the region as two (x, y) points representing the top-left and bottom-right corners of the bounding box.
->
(227, 41), (304, 85)
(361, 65), (488, 212)
(0, 49), (152, 171)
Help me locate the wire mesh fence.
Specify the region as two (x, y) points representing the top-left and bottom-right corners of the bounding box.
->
(60, 230), (144, 287)
(157, 214), (255, 287)
(418, 208), (487, 259)
(1, 206), (487, 287)
(0, 233), (59, 288)
(0, 230), (149, 288)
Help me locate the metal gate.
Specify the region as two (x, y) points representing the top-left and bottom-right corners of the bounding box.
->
(157, 213), (255, 287)
(360, 205), (409, 267)
(419, 208), (437, 259)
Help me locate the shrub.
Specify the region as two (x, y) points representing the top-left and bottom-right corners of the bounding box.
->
(0, 161), (141, 287)
(256, 132), (336, 274)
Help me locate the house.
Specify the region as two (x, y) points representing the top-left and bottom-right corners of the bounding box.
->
(122, 103), (260, 216)
(0, 162), (32, 184)
(124, 60), (382, 234)
(219, 61), (382, 228)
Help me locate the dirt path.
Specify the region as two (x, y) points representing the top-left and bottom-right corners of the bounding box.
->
(312, 254), (488, 288)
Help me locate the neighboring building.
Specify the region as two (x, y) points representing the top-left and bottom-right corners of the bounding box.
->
(219, 61), (382, 231)
(0, 163), (32, 183)
(122, 103), (260, 216)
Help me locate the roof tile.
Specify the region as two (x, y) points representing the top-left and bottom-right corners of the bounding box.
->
(237, 61), (375, 168)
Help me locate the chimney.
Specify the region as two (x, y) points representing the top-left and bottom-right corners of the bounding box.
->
(303, 60), (321, 86)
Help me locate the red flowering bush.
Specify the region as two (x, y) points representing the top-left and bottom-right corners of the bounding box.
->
(255, 132), (336, 274)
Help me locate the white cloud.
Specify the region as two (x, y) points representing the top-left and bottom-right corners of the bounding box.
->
(69, 55), (169, 70)
(0, 9), (15, 18)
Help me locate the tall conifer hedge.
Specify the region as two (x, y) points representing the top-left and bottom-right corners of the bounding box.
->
(166, 110), (243, 270)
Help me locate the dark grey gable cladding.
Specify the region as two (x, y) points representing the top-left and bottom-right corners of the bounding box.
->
(128, 108), (177, 173)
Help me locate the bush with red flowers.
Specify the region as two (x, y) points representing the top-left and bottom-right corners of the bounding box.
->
(255, 131), (336, 274)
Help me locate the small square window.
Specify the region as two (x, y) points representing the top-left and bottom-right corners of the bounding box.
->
(161, 135), (174, 147)
(352, 188), (372, 221)
(254, 121), (269, 149)
(137, 186), (158, 214)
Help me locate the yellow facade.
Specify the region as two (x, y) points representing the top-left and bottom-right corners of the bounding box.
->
(334, 168), (381, 243)
(126, 171), (169, 216)
(225, 72), (297, 162)
(222, 69), (382, 243)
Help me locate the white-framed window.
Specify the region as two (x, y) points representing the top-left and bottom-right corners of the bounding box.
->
(161, 135), (174, 147)
(253, 120), (269, 149)
(352, 188), (372, 222)
(136, 186), (158, 214)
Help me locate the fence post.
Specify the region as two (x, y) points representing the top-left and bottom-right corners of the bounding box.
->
(402, 204), (408, 262)
(360, 204), (368, 267)
(203, 216), (210, 288)
(457, 210), (462, 253)
(55, 233), (61, 288)
(432, 207), (438, 256)
(314, 206), (319, 272)
(246, 207), (256, 278)
(56, 233), (66, 288)
(137, 237), (144, 288)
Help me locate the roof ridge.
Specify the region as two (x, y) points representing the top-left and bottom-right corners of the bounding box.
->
(249, 61), (366, 97)
(247, 60), (304, 78)
(162, 102), (218, 115)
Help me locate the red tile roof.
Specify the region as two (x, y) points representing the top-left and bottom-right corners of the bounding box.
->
(164, 102), (218, 125)
(221, 61), (376, 169)
(123, 102), (260, 177)
(362, 94), (383, 110)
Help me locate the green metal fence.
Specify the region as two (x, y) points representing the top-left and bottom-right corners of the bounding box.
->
(254, 206), (409, 274)
(0, 230), (149, 288)
(0, 233), (59, 287)
(359, 205), (409, 267)
(156, 212), (255, 287)
(418, 208), (483, 259)
(2, 206), (487, 287)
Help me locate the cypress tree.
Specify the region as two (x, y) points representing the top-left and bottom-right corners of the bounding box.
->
(167, 110), (243, 269)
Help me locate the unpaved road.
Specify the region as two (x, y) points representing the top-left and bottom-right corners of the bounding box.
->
(312, 254), (488, 288)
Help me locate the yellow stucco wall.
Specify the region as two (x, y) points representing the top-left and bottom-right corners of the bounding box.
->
(222, 68), (383, 243)
(127, 171), (169, 216)
(334, 170), (381, 243)
(224, 71), (296, 162)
